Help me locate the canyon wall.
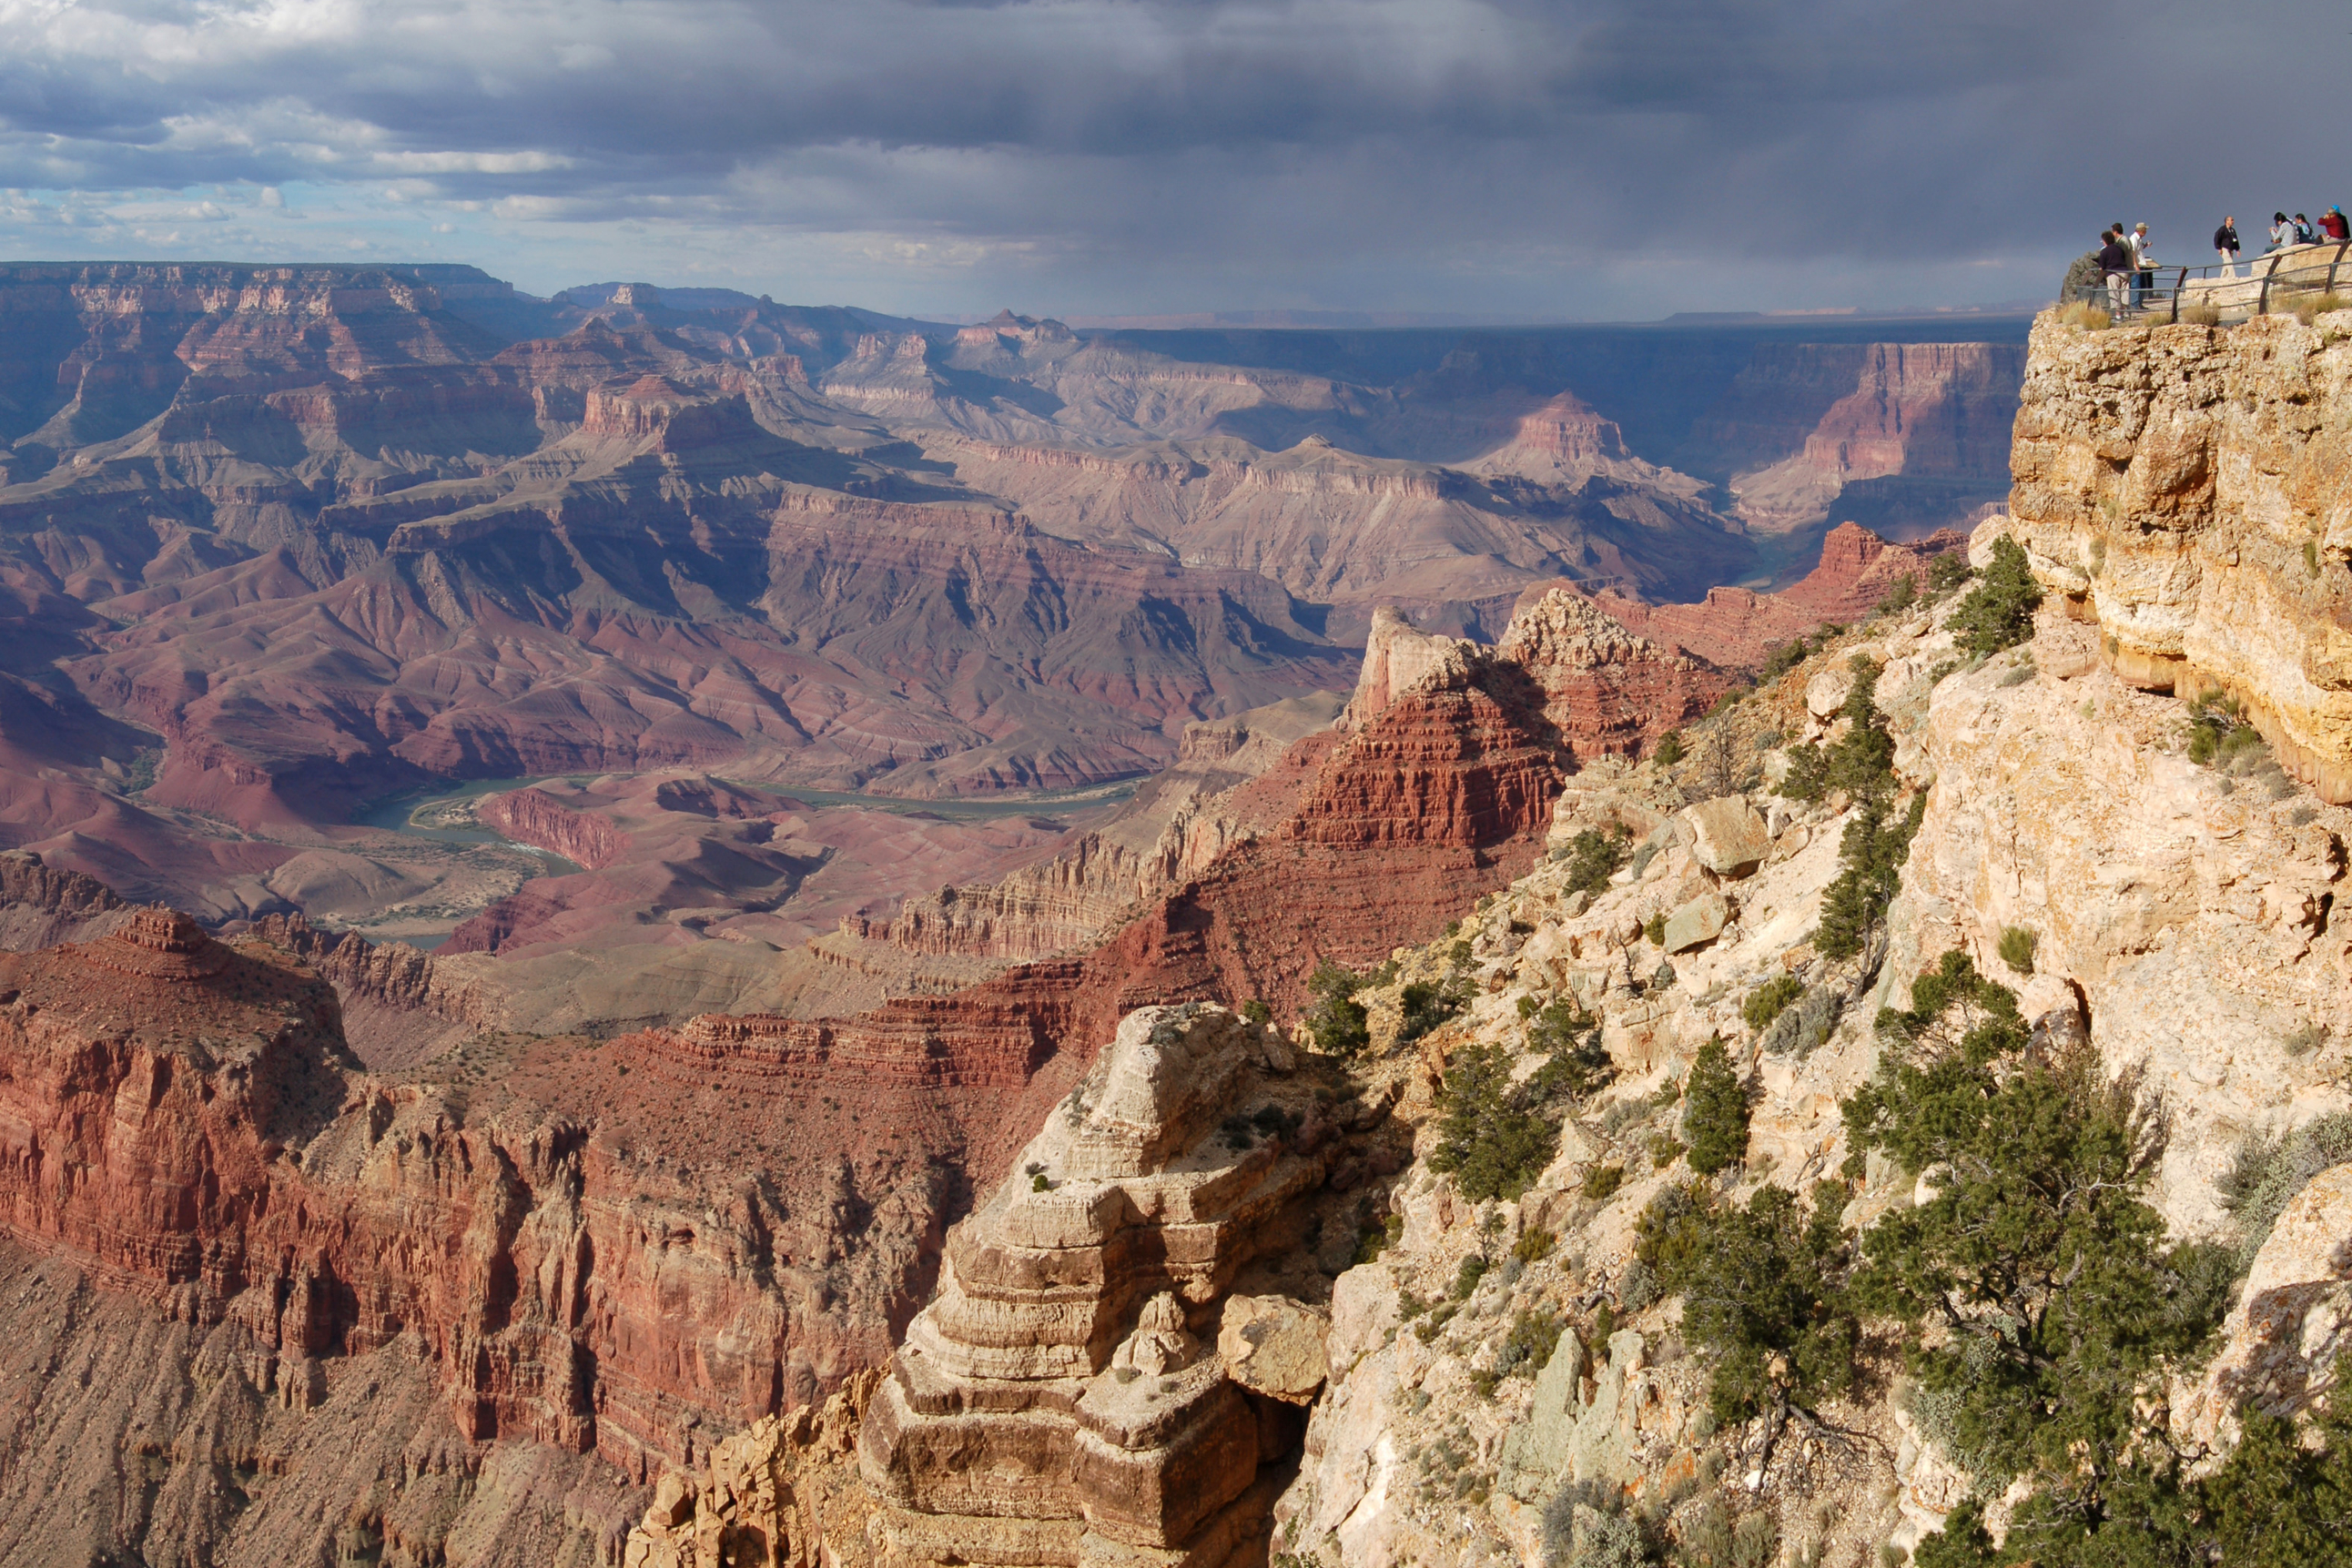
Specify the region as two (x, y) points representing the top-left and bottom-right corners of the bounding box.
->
(2005, 309), (2352, 799)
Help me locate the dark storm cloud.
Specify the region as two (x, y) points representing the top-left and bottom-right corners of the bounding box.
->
(0, 0), (2341, 314)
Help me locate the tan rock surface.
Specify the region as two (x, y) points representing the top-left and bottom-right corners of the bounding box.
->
(1218, 1296), (1332, 1405)
(2005, 309), (2352, 798)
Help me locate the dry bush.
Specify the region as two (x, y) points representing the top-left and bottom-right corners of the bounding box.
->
(2055, 299), (2112, 330)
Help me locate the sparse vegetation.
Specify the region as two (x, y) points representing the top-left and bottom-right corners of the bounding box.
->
(1522, 995), (1615, 1100)
(1239, 998), (1272, 1025)
(1556, 824), (1633, 894)
(1845, 952), (2235, 1522)
(1948, 535), (2043, 655)
(1397, 974), (1468, 1045)
(1874, 572), (1920, 617)
(1742, 974), (1804, 1033)
(1654, 730), (1686, 767)
(1779, 655), (1898, 805)
(2292, 289), (2349, 326)
(1582, 1164), (1626, 1200)
(1302, 958), (1372, 1054)
(2217, 1112), (2352, 1267)
(1643, 912), (1667, 946)
(1680, 1036), (1750, 1176)
(2055, 299), (2113, 331)
(1926, 550), (1972, 599)
(1996, 925), (2038, 975)
(2186, 689), (2266, 768)
(1813, 792), (1925, 961)
(1429, 1042), (1558, 1202)
(1638, 1179), (1858, 1429)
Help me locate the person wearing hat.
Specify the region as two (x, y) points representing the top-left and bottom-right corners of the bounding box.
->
(2130, 223), (2155, 308)
(2323, 207), (2350, 242)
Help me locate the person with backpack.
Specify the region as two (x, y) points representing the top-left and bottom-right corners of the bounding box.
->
(2097, 228), (2134, 313)
(2214, 217), (2241, 277)
(2323, 207), (2350, 242)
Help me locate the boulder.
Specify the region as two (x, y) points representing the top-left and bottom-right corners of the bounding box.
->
(1805, 667), (1853, 720)
(1679, 796), (1769, 878)
(1661, 892), (1729, 953)
(1218, 1295), (1331, 1403)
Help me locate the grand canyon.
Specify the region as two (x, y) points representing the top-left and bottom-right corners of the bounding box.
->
(5, 261), (2350, 1568)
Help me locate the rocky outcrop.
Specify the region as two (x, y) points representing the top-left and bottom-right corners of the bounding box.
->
(1498, 590), (1736, 758)
(480, 786), (629, 870)
(2005, 309), (2352, 798)
(856, 1005), (1342, 1567)
(1524, 522), (1969, 673)
(0, 850), (130, 949)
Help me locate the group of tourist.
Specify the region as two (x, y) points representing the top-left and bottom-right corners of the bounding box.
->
(2210, 207), (2348, 275)
(2089, 207), (2348, 311)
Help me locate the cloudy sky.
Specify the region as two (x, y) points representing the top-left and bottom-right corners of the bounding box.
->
(0, 0), (2342, 321)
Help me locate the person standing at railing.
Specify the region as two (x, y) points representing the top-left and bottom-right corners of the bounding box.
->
(2323, 207), (2349, 242)
(2098, 230), (2134, 313)
(2269, 213), (2296, 253)
(2214, 217), (2241, 278)
(2131, 224), (2155, 308)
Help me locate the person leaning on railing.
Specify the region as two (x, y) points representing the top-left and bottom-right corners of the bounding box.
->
(2214, 217), (2241, 278)
(2131, 223), (2155, 307)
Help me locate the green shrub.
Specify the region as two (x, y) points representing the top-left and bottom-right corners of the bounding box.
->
(1779, 655), (1899, 805)
(1353, 1211), (1404, 1266)
(1647, 1133), (1684, 1168)
(1637, 1179), (1858, 1426)
(1743, 974), (1805, 1033)
(1875, 572), (1921, 617)
(1682, 1036), (1751, 1176)
(1845, 952), (2235, 1515)
(1398, 976), (1467, 1044)
(2186, 690), (2267, 770)
(1948, 535), (2043, 655)
(1996, 925), (2038, 974)
(1556, 825), (1633, 895)
(1583, 1164), (1627, 1200)
(1238, 998), (1272, 1025)
(1523, 996), (1615, 1102)
(1030, 1172), (1050, 1192)
(1429, 1042), (1559, 1202)
(1654, 730), (1685, 767)
(1910, 1369), (2352, 1565)
(1303, 959), (1372, 1054)
(1926, 551), (1972, 598)
(2218, 1112), (2352, 1267)
(1814, 792), (1926, 962)
(1759, 634), (1817, 683)
(1643, 912), (1667, 946)
(1494, 1308), (1564, 1381)
(1514, 1227), (1557, 1263)
(1452, 1255), (1489, 1300)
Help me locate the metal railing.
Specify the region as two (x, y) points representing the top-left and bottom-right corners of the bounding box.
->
(2064, 240), (2352, 323)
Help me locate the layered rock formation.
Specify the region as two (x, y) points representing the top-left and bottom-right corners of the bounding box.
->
(2005, 309), (2352, 799)
(1689, 341), (2025, 534)
(858, 1004), (1345, 1567)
